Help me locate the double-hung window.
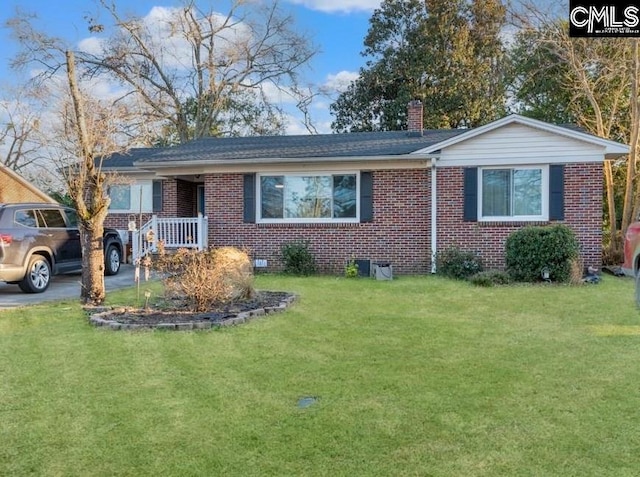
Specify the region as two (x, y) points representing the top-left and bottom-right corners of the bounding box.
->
(258, 173), (359, 223)
(479, 166), (548, 221)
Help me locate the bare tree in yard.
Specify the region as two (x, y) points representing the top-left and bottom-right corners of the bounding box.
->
(510, 3), (639, 260)
(80, 0), (317, 143)
(63, 51), (109, 304)
(547, 30), (632, 257)
(0, 87), (45, 173)
(7, 14), (144, 305)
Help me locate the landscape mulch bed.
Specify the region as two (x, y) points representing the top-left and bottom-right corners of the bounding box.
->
(86, 291), (295, 330)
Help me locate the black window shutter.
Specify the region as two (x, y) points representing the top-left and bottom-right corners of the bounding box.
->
(549, 164), (565, 221)
(360, 171), (373, 222)
(243, 174), (256, 223)
(152, 180), (163, 212)
(463, 168), (478, 222)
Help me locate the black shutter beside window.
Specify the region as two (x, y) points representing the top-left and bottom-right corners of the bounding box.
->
(463, 167), (478, 222)
(360, 171), (373, 222)
(152, 180), (163, 212)
(243, 174), (256, 223)
(549, 164), (565, 221)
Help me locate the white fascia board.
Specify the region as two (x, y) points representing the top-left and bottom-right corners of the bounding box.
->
(411, 114), (630, 157)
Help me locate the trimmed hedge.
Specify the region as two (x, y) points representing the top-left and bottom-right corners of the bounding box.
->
(505, 225), (579, 283)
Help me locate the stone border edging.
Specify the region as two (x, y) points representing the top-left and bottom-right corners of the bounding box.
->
(87, 294), (297, 331)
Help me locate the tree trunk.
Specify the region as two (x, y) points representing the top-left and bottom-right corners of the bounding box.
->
(66, 50), (109, 305)
(80, 221), (106, 304)
(624, 40), (640, 233)
(604, 160), (619, 256)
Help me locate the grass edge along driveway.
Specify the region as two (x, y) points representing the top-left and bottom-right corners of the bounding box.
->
(1, 275), (640, 476)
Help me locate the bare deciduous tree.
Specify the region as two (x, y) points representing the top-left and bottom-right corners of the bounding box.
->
(510, 3), (639, 259)
(7, 15), (148, 305)
(79, 0), (316, 143)
(0, 87), (46, 173)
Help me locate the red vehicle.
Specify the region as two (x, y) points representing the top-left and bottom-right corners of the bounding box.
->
(623, 222), (640, 278)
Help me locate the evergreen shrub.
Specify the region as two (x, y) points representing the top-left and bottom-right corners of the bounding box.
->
(280, 240), (316, 276)
(505, 225), (579, 283)
(436, 247), (484, 280)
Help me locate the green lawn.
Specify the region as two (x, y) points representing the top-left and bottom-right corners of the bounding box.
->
(2, 275), (640, 476)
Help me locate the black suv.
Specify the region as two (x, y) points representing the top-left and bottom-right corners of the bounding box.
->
(0, 203), (123, 293)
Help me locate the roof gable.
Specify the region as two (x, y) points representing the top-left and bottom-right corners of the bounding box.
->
(412, 114), (629, 159)
(0, 164), (55, 203)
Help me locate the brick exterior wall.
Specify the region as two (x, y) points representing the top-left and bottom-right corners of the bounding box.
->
(0, 168), (54, 203)
(176, 179), (197, 217)
(436, 162), (603, 270)
(104, 162), (603, 274)
(205, 170), (432, 274)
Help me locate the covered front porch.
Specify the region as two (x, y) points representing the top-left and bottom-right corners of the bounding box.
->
(131, 214), (209, 261)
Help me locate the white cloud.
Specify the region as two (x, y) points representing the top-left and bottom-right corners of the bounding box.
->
(324, 70), (359, 93)
(286, 0), (380, 13)
(260, 82), (300, 105)
(284, 118), (312, 135)
(78, 37), (104, 55)
(78, 6), (250, 72)
(283, 114), (333, 135)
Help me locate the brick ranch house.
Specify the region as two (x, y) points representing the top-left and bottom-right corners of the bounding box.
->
(102, 102), (629, 275)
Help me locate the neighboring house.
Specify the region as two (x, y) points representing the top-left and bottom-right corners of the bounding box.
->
(0, 164), (55, 204)
(102, 101), (629, 274)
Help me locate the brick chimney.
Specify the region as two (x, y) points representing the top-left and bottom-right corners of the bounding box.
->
(407, 100), (424, 137)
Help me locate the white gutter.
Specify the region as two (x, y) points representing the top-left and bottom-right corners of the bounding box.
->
(431, 157), (438, 274)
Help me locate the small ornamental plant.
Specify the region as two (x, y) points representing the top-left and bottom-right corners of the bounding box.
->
(280, 240), (316, 276)
(345, 257), (359, 278)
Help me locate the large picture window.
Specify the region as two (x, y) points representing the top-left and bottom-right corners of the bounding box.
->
(480, 167), (547, 220)
(259, 173), (358, 222)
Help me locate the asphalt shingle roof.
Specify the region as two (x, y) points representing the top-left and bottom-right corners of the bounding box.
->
(110, 129), (467, 167)
(101, 147), (162, 169)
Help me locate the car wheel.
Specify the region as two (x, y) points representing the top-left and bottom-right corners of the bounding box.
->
(18, 255), (51, 293)
(635, 273), (640, 308)
(104, 244), (121, 276)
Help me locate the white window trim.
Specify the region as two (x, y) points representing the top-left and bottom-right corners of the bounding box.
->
(257, 171), (360, 224)
(478, 165), (549, 222)
(108, 181), (154, 214)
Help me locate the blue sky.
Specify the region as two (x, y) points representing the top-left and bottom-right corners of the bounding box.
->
(0, 0), (378, 134)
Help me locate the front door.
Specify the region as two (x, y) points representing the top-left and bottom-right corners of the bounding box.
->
(197, 185), (205, 216)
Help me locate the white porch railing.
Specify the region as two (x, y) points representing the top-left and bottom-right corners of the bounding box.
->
(132, 214), (208, 262)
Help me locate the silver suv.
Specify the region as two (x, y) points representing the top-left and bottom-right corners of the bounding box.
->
(0, 203), (123, 293)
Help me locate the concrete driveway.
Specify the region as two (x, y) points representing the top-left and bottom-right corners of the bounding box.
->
(0, 264), (137, 310)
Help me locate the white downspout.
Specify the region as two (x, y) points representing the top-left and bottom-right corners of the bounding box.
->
(431, 157), (438, 274)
